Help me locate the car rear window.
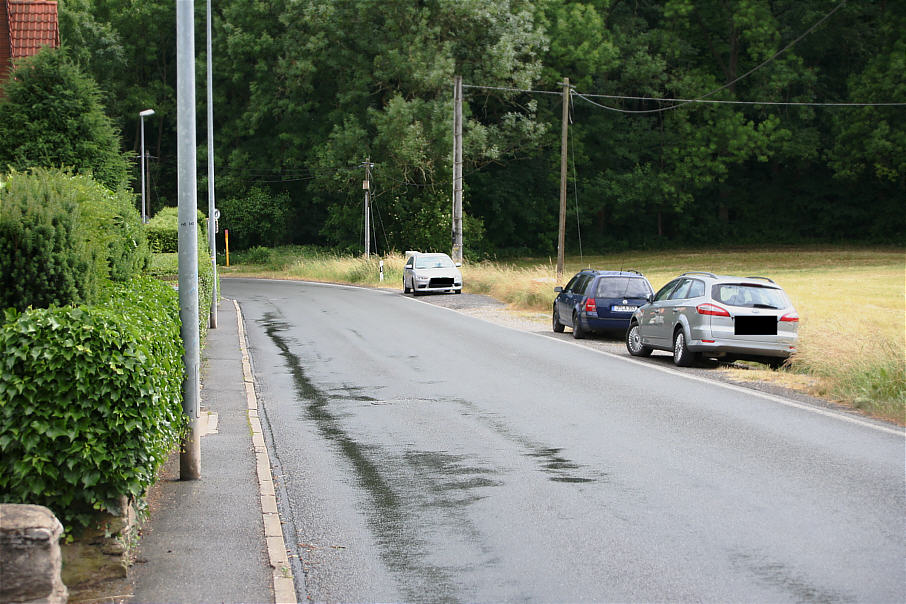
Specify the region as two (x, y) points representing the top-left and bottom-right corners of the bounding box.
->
(596, 277), (651, 299)
(712, 284), (790, 308)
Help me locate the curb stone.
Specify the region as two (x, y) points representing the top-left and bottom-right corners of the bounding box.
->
(233, 299), (298, 604)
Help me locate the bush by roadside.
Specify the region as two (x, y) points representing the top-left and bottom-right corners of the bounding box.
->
(0, 169), (149, 312)
(146, 249), (216, 343)
(146, 206), (208, 254)
(0, 277), (186, 534)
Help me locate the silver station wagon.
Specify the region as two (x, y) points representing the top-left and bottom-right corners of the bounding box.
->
(626, 272), (799, 368)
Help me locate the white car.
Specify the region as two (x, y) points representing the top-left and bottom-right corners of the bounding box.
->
(403, 252), (462, 295)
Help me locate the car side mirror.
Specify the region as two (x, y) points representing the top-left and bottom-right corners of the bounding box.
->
(646, 294), (653, 303)
(455, 262), (462, 267)
(554, 286), (563, 293)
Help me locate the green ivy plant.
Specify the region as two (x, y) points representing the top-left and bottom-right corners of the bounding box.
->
(0, 277), (186, 533)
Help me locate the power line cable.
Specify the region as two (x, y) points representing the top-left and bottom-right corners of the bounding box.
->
(462, 83), (563, 96)
(577, 0), (848, 114)
(573, 91), (906, 111)
(568, 98), (583, 268)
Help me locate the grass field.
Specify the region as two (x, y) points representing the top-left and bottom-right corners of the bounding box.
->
(221, 245), (905, 423)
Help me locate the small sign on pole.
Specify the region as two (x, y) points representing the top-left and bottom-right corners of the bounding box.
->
(379, 260), (384, 282)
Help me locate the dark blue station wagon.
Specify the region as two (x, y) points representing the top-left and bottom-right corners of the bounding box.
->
(553, 270), (654, 339)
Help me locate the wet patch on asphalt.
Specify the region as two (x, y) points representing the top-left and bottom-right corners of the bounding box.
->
(730, 550), (853, 604)
(450, 398), (606, 485)
(260, 312), (498, 602)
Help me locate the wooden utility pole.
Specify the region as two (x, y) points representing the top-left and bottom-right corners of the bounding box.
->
(452, 75), (463, 264)
(557, 77), (570, 281)
(362, 159), (373, 258)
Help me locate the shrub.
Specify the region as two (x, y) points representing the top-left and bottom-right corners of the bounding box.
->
(217, 187), (291, 250)
(146, 249), (217, 343)
(0, 169), (149, 311)
(0, 277), (186, 533)
(68, 174), (150, 281)
(146, 207), (179, 253)
(0, 171), (102, 310)
(146, 206), (208, 254)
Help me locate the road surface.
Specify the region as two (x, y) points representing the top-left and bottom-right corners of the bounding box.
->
(225, 278), (905, 603)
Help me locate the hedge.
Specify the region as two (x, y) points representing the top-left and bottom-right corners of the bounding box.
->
(146, 206), (208, 254)
(0, 277), (186, 533)
(0, 169), (149, 311)
(0, 170), (100, 310)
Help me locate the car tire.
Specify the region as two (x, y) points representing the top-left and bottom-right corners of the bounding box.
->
(552, 307), (565, 333)
(404, 279), (411, 294)
(673, 329), (697, 367)
(626, 323), (652, 357)
(572, 313), (586, 339)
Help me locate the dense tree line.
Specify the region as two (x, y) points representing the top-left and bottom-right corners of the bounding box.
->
(54, 0), (904, 255)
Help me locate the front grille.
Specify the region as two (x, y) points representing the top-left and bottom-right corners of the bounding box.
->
(429, 277), (454, 288)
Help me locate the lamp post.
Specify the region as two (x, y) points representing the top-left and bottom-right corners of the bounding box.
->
(139, 109), (155, 223)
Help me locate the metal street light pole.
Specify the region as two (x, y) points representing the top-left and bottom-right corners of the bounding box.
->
(205, 0), (218, 329)
(139, 109), (155, 224)
(177, 0), (201, 480)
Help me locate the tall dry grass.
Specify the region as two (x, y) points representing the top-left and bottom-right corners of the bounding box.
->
(221, 245), (905, 421)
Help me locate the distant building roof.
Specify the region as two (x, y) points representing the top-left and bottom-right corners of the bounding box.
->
(6, 0), (59, 59)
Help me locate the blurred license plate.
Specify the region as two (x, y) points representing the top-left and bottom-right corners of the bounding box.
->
(612, 305), (637, 312)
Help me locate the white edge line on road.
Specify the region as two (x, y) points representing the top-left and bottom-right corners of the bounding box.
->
(227, 278), (904, 438)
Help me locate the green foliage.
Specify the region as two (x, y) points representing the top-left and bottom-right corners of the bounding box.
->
(0, 171), (101, 310)
(146, 206), (208, 254)
(0, 277), (186, 533)
(145, 250), (217, 344)
(217, 187), (291, 251)
(0, 169), (149, 311)
(0, 48), (130, 191)
(63, 173), (150, 281)
(146, 207), (179, 253)
(59, 1), (906, 253)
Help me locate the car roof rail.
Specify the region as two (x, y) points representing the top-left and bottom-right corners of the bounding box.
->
(681, 271), (717, 278)
(744, 276), (776, 284)
(619, 269), (643, 275)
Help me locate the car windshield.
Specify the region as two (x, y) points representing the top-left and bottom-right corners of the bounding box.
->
(596, 277), (650, 299)
(712, 284), (789, 308)
(414, 255), (454, 269)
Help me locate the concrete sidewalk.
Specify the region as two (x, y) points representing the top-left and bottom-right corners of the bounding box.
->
(130, 300), (295, 603)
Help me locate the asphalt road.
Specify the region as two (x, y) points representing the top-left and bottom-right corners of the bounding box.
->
(225, 278), (905, 603)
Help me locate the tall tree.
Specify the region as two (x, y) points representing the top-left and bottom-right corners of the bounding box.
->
(0, 48), (130, 191)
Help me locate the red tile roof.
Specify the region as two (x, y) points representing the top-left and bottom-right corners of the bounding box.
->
(6, 0), (59, 59)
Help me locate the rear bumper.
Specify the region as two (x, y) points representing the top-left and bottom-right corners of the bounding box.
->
(687, 338), (796, 359)
(580, 314), (632, 332)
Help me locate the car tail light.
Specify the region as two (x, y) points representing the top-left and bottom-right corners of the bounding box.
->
(584, 297), (597, 313)
(696, 303), (730, 317)
(780, 312), (799, 322)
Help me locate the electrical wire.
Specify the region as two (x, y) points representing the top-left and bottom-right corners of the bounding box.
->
(568, 98), (583, 268)
(462, 83), (564, 96)
(573, 91), (906, 110)
(574, 0), (850, 114)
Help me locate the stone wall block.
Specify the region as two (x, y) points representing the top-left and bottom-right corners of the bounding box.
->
(0, 503), (68, 604)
